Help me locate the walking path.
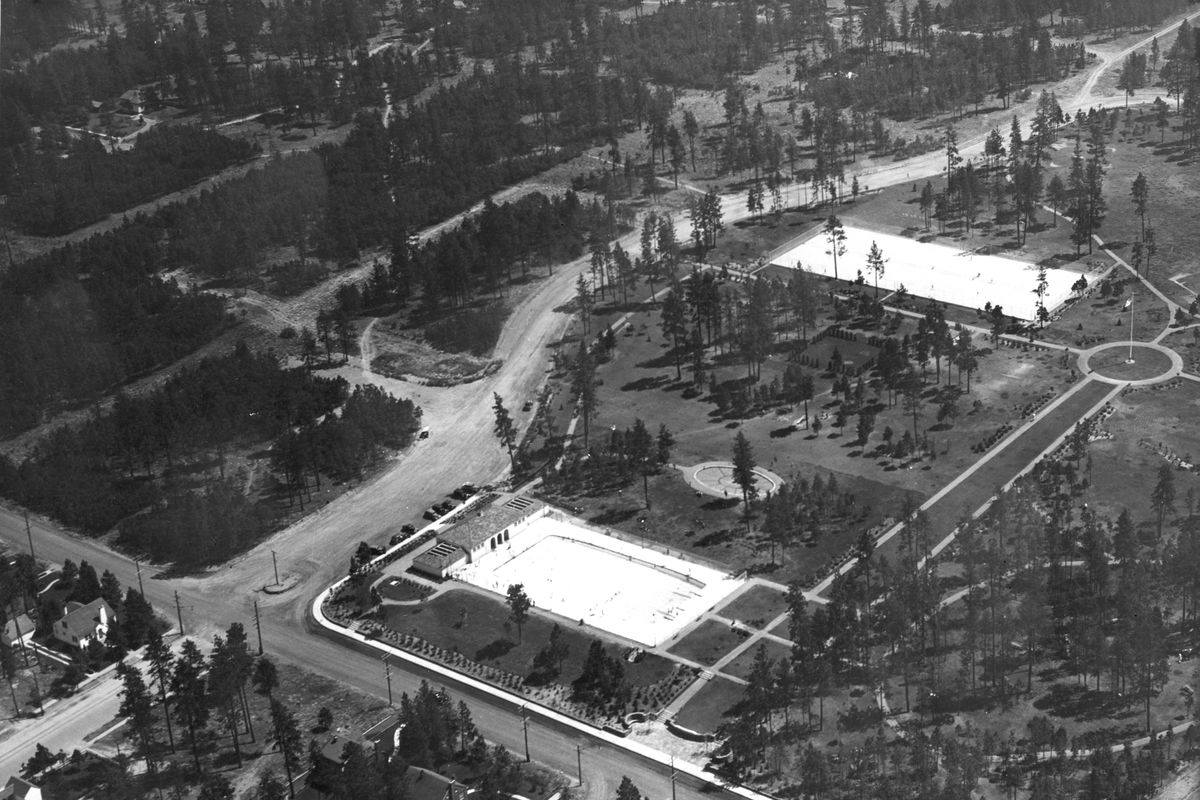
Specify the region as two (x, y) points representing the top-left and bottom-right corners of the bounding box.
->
(810, 376), (1114, 596)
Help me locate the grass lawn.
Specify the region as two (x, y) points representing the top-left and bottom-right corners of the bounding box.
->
(1085, 345), (1174, 380)
(715, 585), (789, 629)
(0, 659), (65, 725)
(1161, 328), (1200, 373)
(870, 376), (1116, 574)
(666, 620), (749, 667)
(720, 639), (791, 682)
(673, 676), (746, 734)
(1085, 380), (1200, 528)
(1082, 103), (1200, 308)
(1041, 282), (1171, 350)
(384, 589), (675, 687)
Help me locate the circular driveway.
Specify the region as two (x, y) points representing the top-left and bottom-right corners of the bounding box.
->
(1077, 341), (1183, 385)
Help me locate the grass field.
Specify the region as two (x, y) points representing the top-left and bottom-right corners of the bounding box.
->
(1085, 345), (1174, 380)
(715, 585), (789, 630)
(1085, 380), (1200, 527)
(871, 376), (1116, 571)
(384, 589), (676, 687)
(666, 620), (750, 666)
(672, 676), (746, 733)
(1041, 283), (1171, 349)
(1084, 103), (1200, 308)
(721, 640), (791, 681)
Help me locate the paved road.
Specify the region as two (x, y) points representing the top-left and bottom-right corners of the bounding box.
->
(0, 675), (125, 780)
(3, 9), (1196, 791)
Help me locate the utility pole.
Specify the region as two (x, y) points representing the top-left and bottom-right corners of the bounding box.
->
(670, 756), (678, 800)
(174, 591), (184, 636)
(31, 670), (43, 715)
(24, 511), (34, 561)
(135, 560), (144, 595)
(9, 604), (30, 666)
(271, 550), (280, 587)
(576, 744), (583, 787)
(520, 704), (530, 762)
(253, 600), (264, 655)
(383, 655), (393, 706)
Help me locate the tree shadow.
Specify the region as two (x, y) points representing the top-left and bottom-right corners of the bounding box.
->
(475, 639), (516, 662)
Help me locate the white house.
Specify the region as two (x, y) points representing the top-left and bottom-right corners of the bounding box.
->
(1, 777), (43, 800)
(53, 598), (115, 650)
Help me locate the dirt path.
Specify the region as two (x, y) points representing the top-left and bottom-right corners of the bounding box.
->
(359, 317), (379, 378)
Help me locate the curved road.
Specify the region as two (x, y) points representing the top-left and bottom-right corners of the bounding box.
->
(3, 11), (1197, 793)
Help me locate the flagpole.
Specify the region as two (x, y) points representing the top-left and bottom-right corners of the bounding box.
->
(1127, 295), (1135, 363)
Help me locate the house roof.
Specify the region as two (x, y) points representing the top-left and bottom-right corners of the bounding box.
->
(403, 766), (464, 800)
(58, 598), (114, 640)
(437, 499), (544, 553)
(3, 777), (43, 800)
(318, 734), (373, 766)
(362, 715), (403, 759)
(2, 612), (34, 643)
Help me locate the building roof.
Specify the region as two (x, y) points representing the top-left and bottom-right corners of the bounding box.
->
(318, 734), (373, 766)
(58, 598), (114, 640)
(362, 715), (403, 760)
(403, 766), (465, 800)
(2, 777), (43, 800)
(2, 612), (34, 644)
(437, 499), (545, 553)
(412, 542), (465, 573)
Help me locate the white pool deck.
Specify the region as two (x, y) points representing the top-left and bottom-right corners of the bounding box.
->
(770, 226), (1081, 321)
(452, 513), (744, 648)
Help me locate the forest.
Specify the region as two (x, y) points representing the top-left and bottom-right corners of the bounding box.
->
(1, 125), (259, 235)
(939, 0), (1187, 32)
(0, 344), (422, 565)
(335, 189), (614, 319)
(0, 0), (404, 123)
(0, 223), (228, 438)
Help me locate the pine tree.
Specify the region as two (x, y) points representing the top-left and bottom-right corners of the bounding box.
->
(117, 662), (159, 775)
(505, 584), (532, 642)
(822, 215), (847, 281)
(491, 394), (518, 471)
(731, 431), (758, 509)
(269, 699), (303, 799)
(866, 240), (886, 298)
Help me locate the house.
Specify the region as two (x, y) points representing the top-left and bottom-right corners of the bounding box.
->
(53, 599), (115, 650)
(1, 777), (43, 800)
(116, 89), (143, 116)
(313, 734), (374, 773)
(402, 766), (466, 800)
(2, 611), (35, 648)
(362, 714), (405, 763)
